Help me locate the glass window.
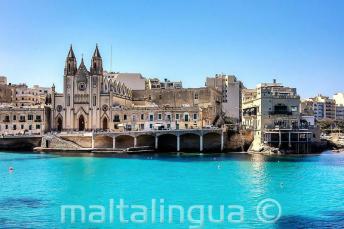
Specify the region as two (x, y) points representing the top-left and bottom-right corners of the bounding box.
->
(113, 115), (120, 122)
(193, 113), (198, 120)
(149, 114), (154, 121)
(158, 113), (162, 120)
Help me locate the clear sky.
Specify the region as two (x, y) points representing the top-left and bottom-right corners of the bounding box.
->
(0, 0), (343, 98)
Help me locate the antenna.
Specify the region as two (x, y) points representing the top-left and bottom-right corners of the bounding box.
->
(110, 45), (112, 73)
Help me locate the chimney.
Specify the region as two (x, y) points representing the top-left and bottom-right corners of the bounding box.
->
(273, 79), (276, 84)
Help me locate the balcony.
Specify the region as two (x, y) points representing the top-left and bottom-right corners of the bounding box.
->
(269, 105), (293, 115)
(34, 119), (42, 122)
(19, 119), (26, 122)
(3, 119), (10, 123)
(243, 107), (257, 116)
(269, 111), (292, 115)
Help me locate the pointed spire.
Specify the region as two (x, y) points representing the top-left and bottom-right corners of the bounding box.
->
(80, 55), (85, 67)
(93, 44), (102, 58)
(67, 44), (75, 58)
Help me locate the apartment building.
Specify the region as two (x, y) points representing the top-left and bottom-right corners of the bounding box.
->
(242, 80), (312, 151)
(205, 74), (243, 120)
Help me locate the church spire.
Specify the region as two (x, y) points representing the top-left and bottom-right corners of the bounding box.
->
(90, 44), (103, 75)
(93, 43), (102, 58)
(64, 44), (77, 76)
(67, 44), (75, 58)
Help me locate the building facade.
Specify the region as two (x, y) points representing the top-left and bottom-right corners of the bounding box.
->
(205, 74), (243, 120)
(334, 93), (344, 120)
(51, 45), (221, 132)
(301, 95), (339, 121)
(12, 83), (51, 107)
(242, 81), (313, 151)
(146, 78), (183, 90)
(0, 105), (50, 135)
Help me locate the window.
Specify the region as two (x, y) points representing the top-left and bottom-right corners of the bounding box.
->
(141, 114), (144, 120)
(193, 113), (198, 120)
(20, 115), (25, 121)
(291, 106), (298, 112)
(13, 115), (16, 121)
(93, 95), (96, 106)
(176, 114), (180, 120)
(149, 124), (153, 129)
(13, 125), (16, 130)
(36, 124), (41, 129)
(114, 124), (119, 129)
(113, 115), (120, 122)
(5, 125), (8, 129)
(36, 115), (41, 121)
(149, 114), (154, 121)
(21, 125), (24, 129)
(28, 114), (33, 120)
(167, 124), (171, 129)
(67, 95), (70, 106)
(29, 125), (32, 130)
(167, 114), (171, 121)
(140, 124), (144, 130)
(158, 113), (162, 120)
(123, 114), (127, 120)
(194, 93), (199, 100)
(184, 114), (189, 122)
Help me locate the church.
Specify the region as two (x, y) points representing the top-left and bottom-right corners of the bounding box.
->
(51, 45), (133, 131)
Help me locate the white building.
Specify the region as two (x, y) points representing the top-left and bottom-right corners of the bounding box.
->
(334, 93), (344, 120)
(205, 74), (243, 120)
(104, 72), (146, 90)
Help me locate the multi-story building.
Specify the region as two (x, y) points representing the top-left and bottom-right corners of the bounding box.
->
(146, 78), (183, 90)
(334, 93), (344, 120)
(0, 105), (50, 135)
(12, 83), (51, 107)
(242, 80), (313, 152)
(205, 74), (243, 120)
(301, 95), (336, 120)
(51, 45), (221, 132)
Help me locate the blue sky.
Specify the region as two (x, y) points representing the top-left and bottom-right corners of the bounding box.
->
(0, 0), (343, 98)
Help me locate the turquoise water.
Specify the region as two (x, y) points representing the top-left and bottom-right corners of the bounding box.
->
(1, 151), (344, 228)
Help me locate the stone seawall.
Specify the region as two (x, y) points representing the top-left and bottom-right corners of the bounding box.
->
(37, 129), (254, 153)
(0, 136), (41, 150)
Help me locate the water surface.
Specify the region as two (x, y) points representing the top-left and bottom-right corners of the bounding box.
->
(0, 151), (344, 228)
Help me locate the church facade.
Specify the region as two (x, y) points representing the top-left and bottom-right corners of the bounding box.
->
(51, 45), (222, 132)
(51, 45), (133, 131)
